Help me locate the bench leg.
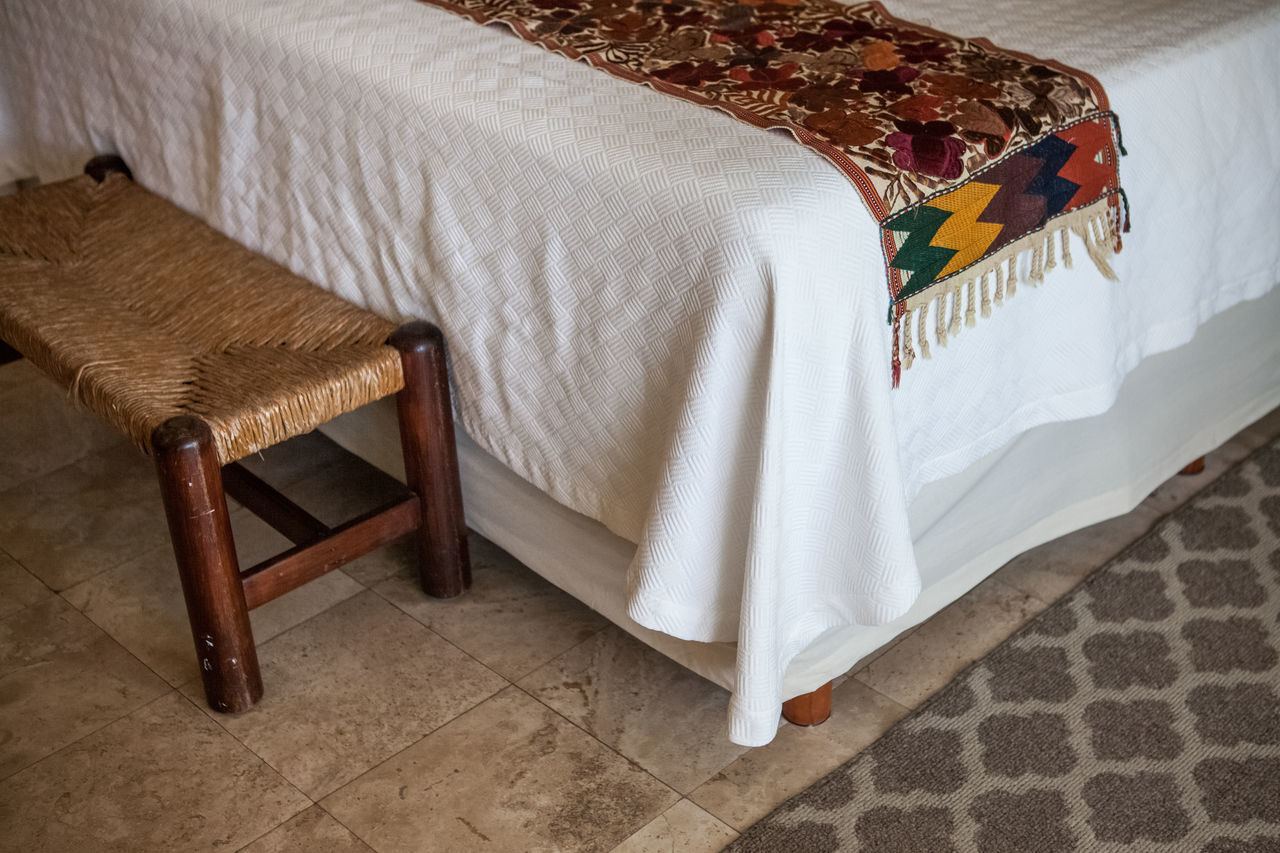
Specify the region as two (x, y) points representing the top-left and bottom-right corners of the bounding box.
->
(0, 340), (20, 365)
(389, 321), (471, 599)
(83, 154), (133, 183)
(153, 416), (263, 712)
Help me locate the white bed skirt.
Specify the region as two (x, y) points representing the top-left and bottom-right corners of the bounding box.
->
(323, 282), (1280, 711)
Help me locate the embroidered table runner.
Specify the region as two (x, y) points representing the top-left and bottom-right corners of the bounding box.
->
(416, 0), (1127, 383)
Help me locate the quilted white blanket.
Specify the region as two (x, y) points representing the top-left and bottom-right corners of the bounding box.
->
(3, 0), (1278, 744)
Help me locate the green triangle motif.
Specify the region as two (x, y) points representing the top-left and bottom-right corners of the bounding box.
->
(885, 205), (956, 298)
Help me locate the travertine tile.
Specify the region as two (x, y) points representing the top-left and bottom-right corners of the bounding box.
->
(854, 577), (1042, 708)
(0, 693), (310, 853)
(519, 626), (749, 794)
(0, 595), (168, 779)
(992, 502), (1163, 605)
(1143, 438), (1254, 515)
(256, 453), (419, 588)
(182, 591), (506, 798)
(284, 453), (411, 528)
(376, 532), (609, 680)
(0, 442), (169, 590)
(341, 537), (417, 587)
(323, 687), (677, 853)
(0, 550), (50, 618)
(689, 678), (908, 831)
(58, 548), (196, 686)
(249, 567), (365, 646)
(610, 799), (738, 853)
(63, 512), (362, 686)
(237, 430), (355, 490)
(0, 360), (123, 493)
(239, 805), (374, 853)
(1242, 405), (1280, 447)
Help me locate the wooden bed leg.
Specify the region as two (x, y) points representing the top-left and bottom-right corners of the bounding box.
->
(153, 416), (263, 713)
(83, 154), (133, 183)
(1179, 457), (1206, 476)
(389, 321), (471, 599)
(782, 681), (833, 727)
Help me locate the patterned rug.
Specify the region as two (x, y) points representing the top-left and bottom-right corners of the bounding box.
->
(728, 440), (1280, 851)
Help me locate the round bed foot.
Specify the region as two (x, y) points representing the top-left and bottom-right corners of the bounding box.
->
(782, 681), (833, 727)
(1179, 457), (1206, 476)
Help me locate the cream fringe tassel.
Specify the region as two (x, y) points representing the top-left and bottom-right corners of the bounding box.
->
(898, 198), (1119, 370)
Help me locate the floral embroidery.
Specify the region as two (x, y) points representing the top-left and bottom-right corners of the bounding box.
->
(419, 0), (1112, 222)
(885, 120), (965, 179)
(415, 0), (1125, 383)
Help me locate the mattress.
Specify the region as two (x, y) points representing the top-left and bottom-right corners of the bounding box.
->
(3, 0), (1278, 744)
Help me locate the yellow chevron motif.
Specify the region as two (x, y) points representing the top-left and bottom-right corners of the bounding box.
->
(927, 181), (1003, 278)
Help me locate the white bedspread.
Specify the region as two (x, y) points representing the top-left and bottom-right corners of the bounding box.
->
(3, 0), (1278, 744)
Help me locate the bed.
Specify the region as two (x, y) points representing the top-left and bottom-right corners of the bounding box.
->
(2, 0), (1278, 746)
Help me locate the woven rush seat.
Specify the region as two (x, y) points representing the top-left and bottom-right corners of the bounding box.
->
(0, 170), (404, 464)
(0, 158), (470, 713)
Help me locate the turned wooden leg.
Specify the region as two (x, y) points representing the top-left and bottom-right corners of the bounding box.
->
(782, 681), (833, 727)
(389, 321), (471, 599)
(153, 416), (262, 712)
(83, 154), (133, 183)
(0, 340), (20, 365)
(1179, 457), (1206, 476)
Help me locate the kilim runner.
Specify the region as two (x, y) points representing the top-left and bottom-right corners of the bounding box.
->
(415, 0), (1129, 384)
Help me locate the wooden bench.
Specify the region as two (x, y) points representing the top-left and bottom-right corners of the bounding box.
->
(0, 156), (470, 713)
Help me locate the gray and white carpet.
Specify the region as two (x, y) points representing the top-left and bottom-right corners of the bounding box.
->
(729, 441), (1280, 851)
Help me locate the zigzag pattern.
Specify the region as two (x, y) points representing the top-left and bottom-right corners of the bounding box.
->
(1058, 120), (1115, 210)
(886, 117), (1118, 299)
(931, 182), (1003, 279)
(970, 151), (1044, 256)
(883, 205), (957, 288)
(1024, 134), (1080, 217)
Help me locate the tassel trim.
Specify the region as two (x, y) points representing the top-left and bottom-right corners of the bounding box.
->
(917, 304), (931, 360)
(895, 197), (1121, 378)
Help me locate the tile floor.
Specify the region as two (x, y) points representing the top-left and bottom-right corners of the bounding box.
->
(1, 355), (1276, 852)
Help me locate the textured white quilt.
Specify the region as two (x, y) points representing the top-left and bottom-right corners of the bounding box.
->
(3, 0), (1277, 744)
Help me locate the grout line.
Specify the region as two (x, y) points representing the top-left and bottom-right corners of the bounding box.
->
(604, 798), (741, 853)
(170, 689), (317, 840)
(307, 682), (679, 851)
(503, 622), (611, 685)
(307, 802), (378, 853)
(0, 543), (58, 609)
(849, 678), (913, 718)
(686, 774), (770, 835)
(233, 816), (297, 853)
(0, 400), (134, 497)
(511, 679), (685, 797)
(175, 589), (512, 801)
(175, 677), (319, 801)
(0, 444), (169, 591)
(0, 437), (129, 502)
(0, 687), (179, 785)
(366, 564), (611, 683)
(0, 588), (178, 781)
(51, 537), (203, 690)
